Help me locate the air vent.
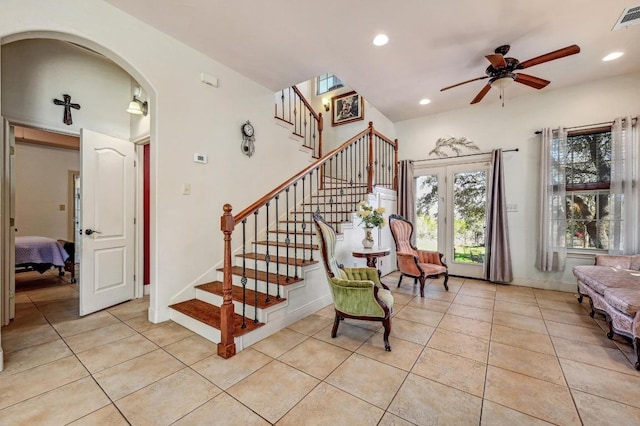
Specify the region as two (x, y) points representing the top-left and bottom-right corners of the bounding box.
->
(613, 5), (640, 30)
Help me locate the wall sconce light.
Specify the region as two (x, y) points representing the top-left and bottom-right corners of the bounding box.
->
(322, 98), (330, 112)
(126, 87), (148, 116)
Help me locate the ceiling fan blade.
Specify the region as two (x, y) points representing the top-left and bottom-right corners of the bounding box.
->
(486, 54), (507, 68)
(518, 44), (580, 69)
(515, 73), (550, 89)
(470, 84), (491, 104)
(440, 76), (489, 92)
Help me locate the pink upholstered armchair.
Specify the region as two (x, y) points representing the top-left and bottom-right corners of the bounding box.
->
(389, 214), (449, 297)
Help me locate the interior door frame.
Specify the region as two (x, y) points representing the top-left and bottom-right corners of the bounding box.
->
(0, 120), (145, 312)
(134, 136), (150, 298)
(414, 155), (491, 279)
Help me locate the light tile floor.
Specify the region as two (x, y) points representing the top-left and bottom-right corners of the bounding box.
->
(2, 270), (640, 425)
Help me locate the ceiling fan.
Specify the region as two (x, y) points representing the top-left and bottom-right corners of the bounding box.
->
(441, 44), (581, 104)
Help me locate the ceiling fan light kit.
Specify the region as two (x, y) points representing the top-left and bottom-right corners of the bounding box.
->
(441, 44), (580, 106)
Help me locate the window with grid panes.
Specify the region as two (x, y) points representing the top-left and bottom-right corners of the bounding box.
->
(316, 73), (343, 95)
(565, 128), (613, 250)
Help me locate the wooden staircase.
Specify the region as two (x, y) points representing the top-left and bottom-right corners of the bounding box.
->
(169, 86), (398, 357)
(169, 182), (364, 349)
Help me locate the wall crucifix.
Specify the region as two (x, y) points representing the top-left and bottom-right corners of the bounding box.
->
(53, 94), (81, 125)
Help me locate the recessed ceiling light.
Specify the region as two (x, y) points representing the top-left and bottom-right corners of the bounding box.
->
(602, 52), (624, 61)
(419, 99), (431, 105)
(372, 34), (389, 46)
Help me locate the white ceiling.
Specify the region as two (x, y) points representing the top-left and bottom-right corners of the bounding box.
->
(105, 0), (640, 122)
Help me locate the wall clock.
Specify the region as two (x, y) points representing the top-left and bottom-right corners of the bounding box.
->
(241, 120), (255, 157)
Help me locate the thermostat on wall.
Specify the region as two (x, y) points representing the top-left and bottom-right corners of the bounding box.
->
(194, 153), (208, 164)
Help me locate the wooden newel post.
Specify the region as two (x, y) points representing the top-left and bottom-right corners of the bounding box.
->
(367, 121), (374, 193)
(218, 204), (236, 358)
(393, 139), (399, 192)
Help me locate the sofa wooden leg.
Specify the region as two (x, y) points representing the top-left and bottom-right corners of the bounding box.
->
(382, 318), (391, 351)
(443, 273), (449, 292)
(606, 315), (615, 340)
(587, 298), (596, 317)
(634, 338), (640, 371)
(397, 274), (403, 288)
(419, 277), (426, 297)
(577, 294), (583, 303)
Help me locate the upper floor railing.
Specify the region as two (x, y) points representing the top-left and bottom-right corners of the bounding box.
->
(275, 86), (323, 158)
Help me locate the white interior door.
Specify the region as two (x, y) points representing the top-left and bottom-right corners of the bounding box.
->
(80, 129), (135, 316)
(415, 161), (489, 279)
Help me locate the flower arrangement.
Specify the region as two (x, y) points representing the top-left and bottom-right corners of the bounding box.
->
(356, 201), (386, 229)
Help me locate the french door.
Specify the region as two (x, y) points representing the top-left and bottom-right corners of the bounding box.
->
(415, 161), (489, 278)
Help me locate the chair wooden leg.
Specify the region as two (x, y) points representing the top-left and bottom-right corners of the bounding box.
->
(331, 312), (341, 338)
(419, 276), (426, 297)
(443, 272), (449, 291)
(382, 318), (391, 351)
(397, 274), (403, 288)
(634, 337), (640, 371)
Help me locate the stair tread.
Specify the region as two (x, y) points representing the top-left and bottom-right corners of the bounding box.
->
(237, 252), (318, 267)
(254, 240), (318, 250)
(217, 266), (304, 285)
(196, 281), (287, 309)
(303, 201), (358, 205)
(170, 299), (263, 337)
(279, 219), (345, 224)
(293, 210), (353, 214)
(312, 193), (368, 198)
(268, 229), (315, 236)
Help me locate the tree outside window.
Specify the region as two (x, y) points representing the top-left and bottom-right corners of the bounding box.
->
(564, 129), (612, 250)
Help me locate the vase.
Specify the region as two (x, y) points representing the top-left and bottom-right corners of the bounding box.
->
(362, 228), (374, 249)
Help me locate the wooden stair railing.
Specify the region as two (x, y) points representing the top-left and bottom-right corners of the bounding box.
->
(275, 85), (323, 158)
(218, 122), (398, 358)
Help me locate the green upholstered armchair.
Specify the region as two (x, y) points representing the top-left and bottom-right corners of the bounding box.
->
(313, 213), (394, 351)
(389, 214), (449, 297)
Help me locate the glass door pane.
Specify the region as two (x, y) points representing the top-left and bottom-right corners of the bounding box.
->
(452, 170), (486, 266)
(449, 166), (487, 277)
(415, 174), (439, 251)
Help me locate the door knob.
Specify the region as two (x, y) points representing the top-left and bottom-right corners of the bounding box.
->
(85, 229), (102, 235)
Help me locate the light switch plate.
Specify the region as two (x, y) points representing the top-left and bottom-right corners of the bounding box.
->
(193, 153), (207, 164)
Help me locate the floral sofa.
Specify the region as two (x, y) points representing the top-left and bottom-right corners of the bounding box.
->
(573, 255), (640, 370)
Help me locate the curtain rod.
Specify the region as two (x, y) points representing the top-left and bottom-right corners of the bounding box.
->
(534, 116), (637, 135)
(410, 148), (519, 163)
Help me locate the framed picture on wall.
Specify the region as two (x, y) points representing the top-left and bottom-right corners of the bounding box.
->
(331, 91), (364, 126)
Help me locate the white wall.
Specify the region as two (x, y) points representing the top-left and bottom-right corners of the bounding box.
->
(394, 72), (640, 292)
(15, 143), (78, 240)
(298, 80), (397, 153)
(0, 0), (324, 323)
(1, 39), (133, 139)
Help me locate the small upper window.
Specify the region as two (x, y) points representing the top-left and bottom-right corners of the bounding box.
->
(316, 73), (344, 95)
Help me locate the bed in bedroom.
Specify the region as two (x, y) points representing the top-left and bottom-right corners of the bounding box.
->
(15, 236), (74, 281)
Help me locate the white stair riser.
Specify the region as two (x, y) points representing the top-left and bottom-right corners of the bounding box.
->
(252, 245), (319, 260)
(195, 289), (263, 322)
(215, 273), (293, 296)
(235, 258), (303, 277)
(170, 309), (221, 343)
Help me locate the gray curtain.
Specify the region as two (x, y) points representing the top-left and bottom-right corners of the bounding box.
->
(536, 128), (567, 271)
(397, 160), (416, 244)
(609, 116), (636, 254)
(484, 149), (513, 283)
